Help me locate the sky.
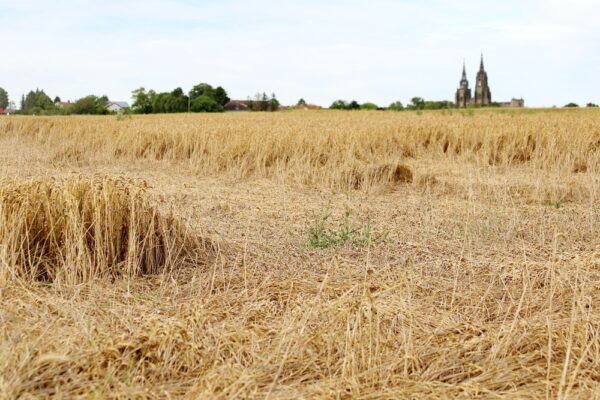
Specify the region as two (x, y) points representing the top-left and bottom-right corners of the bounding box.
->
(1, 0), (598, 108)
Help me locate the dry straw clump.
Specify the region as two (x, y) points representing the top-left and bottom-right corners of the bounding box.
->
(0, 177), (197, 284)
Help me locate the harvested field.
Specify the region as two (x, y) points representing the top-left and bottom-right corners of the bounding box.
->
(1, 109), (600, 398)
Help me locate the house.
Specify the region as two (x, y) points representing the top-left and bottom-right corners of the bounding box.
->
(224, 100), (250, 112)
(107, 101), (130, 113)
(55, 101), (73, 108)
(1, 102), (17, 115)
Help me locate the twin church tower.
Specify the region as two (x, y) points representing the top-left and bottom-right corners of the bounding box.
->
(455, 54), (491, 107)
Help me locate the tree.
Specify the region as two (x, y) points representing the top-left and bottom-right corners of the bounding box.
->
(191, 95), (224, 112)
(269, 93), (279, 111)
(214, 86), (230, 106)
(348, 100), (360, 110)
(168, 88), (189, 113)
(189, 83), (229, 107)
(360, 102), (378, 110)
(564, 103), (579, 108)
(388, 101), (404, 111)
(70, 95), (109, 115)
(586, 103), (598, 108)
(297, 98), (307, 106)
(0, 87), (8, 109)
(190, 83), (216, 102)
(260, 93), (269, 111)
(330, 100), (349, 110)
(408, 97), (425, 110)
(245, 92), (279, 112)
(53, 96), (61, 104)
(131, 88), (154, 114)
(21, 89), (56, 114)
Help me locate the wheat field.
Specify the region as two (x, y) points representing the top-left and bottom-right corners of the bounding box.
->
(1, 109), (600, 399)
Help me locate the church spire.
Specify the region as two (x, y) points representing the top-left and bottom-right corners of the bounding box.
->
(480, 52), (485, 71)
(462, 60), (467, 80)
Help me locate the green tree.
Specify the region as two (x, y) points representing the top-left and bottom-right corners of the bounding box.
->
(408, 97), (425, 110)
(21, 89), (56, 114)
(260, 93), (269, 111)
(0, 87), (9, 109)
(191, 95), (224, 112)
(131, 88), (154, 114)
(586, 102), (598, 108)
(53, 96), (61, 104)
(360, 102), (378, 110)
(152, 92), (170, 114)
(269, 93), (279, 111)
(297, 98), (307, 106)
(168, 88), (189, 113)
(564, 102), (579, 108)
(70, 95), (109, 115)
(330, 100), (349, 110)
(246, 92), (279, 112)
(214, 86), (230, 106)
(190, 83), (216, 102)
(388, 101), (404, 111)
(348, 100), (360, 110)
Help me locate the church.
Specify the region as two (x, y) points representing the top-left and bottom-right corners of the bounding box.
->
(455, 54), (492, 107)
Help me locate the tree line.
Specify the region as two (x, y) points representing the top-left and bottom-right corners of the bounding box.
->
(131, 83), (230, 114)
(329, 97), (454, 111)
(0, 83), (282, 115)
(1, 85), (599, 114)
(0, 88), (116, 116)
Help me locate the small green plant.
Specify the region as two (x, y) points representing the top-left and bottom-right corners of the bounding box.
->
(308, 207), (388, 250)
(545, 199), (562, 209)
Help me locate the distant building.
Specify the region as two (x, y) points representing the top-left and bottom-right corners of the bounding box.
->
(473, 55), (492, 106)
(1, 102), (17, 115)
(224, 100), (250, 112)
(55, 101), (73, 108)
(455, 54), (523, 108)
(455, 62), (472, 108)
(295, 104), (322, 110)
(500, 98), (525, 108)
(107, 101), (130, 113)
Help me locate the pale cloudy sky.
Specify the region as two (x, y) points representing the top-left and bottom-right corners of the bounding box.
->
(1, 0), (598, 107)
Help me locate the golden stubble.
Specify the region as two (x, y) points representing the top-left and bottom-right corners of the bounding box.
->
(0, 109), (599, 399)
